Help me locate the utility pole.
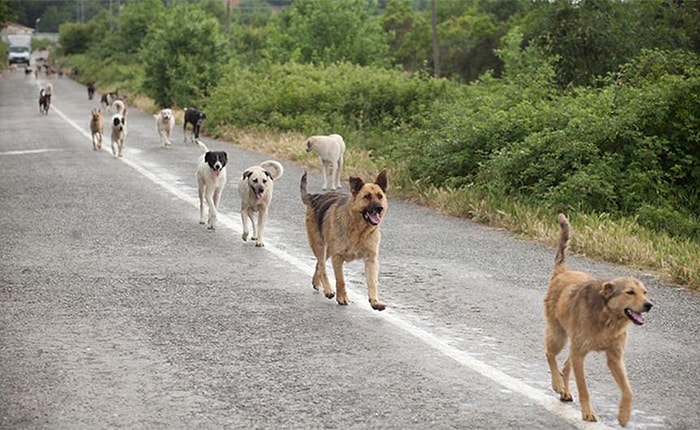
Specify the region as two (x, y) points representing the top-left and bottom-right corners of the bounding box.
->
(431, 0), (440, 78)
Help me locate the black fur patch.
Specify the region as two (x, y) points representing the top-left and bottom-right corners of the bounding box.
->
(309, 191), (348, 234)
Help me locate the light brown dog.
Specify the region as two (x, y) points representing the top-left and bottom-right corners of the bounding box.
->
(300, 170), (388, 311)
(89, 108), (104, 150)
(544, 213), (653, 426)
(238, 160), (284, 247)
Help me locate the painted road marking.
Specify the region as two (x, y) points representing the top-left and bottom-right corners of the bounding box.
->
(50, 101), (612, 430)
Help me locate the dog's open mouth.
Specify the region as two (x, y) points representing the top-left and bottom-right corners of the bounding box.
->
(625, 308), (647, 325)
(362, 207), (383, 226)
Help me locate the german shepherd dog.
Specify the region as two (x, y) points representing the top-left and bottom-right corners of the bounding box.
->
(544, 213), (653, 426)
(300, 170), (388, 311)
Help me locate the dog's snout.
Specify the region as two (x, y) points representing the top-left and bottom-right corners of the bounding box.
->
(643, 301), (653, 312)
(369, 205), (383, 215)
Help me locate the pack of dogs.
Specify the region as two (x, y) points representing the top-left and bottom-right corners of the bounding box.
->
(75, 83), (655, 426)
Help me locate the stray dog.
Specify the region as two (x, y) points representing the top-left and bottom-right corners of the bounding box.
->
(38, 83), (52, 115)
(87, 82), (96, 100)
(110, 113), (127, 158)
(100, 91), (119, 112)
(154, 108), (175, 148)
(238, 160), (284, 247)
(196, 140), (228, 229)
(300, 170), (388, 310)
(305, 134), (346, 190)
(544, 213), (653, 426)
(89, 108), (104, 150)
(184, 108), (206, 142)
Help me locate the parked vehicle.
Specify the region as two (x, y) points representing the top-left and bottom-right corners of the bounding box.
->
(7, 35), (32, 65)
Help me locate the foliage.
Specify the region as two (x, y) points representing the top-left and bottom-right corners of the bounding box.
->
(139, 3), (229, 108)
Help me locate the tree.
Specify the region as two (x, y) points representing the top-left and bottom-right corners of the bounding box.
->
(140, 3), (229, 108)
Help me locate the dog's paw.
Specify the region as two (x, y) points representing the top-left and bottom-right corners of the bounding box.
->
(369, 299), (386, 311)
(241, 233), (248, 242)
(336, 295), (348, 305)
(558, 391), (573, 402)
(207, 225), (215, 230)
(618, 407), (631, 427)
(324, 291), (335, 299)
(581, 410), (598, 422)
(255, 241), (265, 247)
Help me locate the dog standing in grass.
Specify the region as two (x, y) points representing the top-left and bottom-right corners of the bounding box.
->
(544, 213), (653, 426)
(238, 160), (284, 247)
(154, 108), (175, 148)
(305, 134), (346, 190)
(300, 170), (388, 310)
(89, 108), (104, 150)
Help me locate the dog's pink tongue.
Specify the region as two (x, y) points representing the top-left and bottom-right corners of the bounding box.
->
(256, 192), (264, 201)
(630, 311), (646, 325)
(369, 213), (382, 225)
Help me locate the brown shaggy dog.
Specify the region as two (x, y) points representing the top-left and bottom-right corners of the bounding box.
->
(300, 170), (388, 311)
(89, 108), (104, 150)
(544, 213), (653, 426)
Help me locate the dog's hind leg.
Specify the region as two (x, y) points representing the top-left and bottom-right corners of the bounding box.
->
(606, 349), (633, 426)
(335, 154), (344, 190)
(545, 324), (572, 401)
(320, 161), (329, 190)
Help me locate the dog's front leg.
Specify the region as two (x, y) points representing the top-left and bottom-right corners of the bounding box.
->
(606, 349), (633, 426)
(254, 210), (268, 247)
(364, 254), (385, 311)
(571, 351), (597, 422)
(331, 255), (348, 305)
(321, 162), (329, 190)
(241, 209), (250, 241)
(206, 191), (217, 229)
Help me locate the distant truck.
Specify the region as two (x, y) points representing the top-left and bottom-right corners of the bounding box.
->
(7, 34), (32, 66)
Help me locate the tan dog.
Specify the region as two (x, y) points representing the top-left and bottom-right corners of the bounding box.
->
(300, 170), (388, 311)
(305, 134), (345, 190)
(544, 213), (653, 426)
(238, 160), (284, 247)
(89, 108), (104, 150)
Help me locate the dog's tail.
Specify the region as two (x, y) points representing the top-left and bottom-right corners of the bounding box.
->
(112, 100), (126, 116)
(554, 213), (570, 268)
(300, 171), (311, 206)
(196, 140), (209, 153)
(260, 160), (284, 180)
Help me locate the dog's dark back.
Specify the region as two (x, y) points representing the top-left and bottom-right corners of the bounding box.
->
(184, 108), (206, 138)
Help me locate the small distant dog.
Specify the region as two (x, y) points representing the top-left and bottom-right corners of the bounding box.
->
(100, 91), (119, 112)
(87, 82), (95, 100)
(238, 160), (284, 247)
(184, 108), (206, 142)
(154, 108), (175, 148)
(544, 213), (653, 426)
(196, 140), (228, 230)
(110, 113), (127, 158)
(305, 134), (346, 190)
(89, 108), (104, 150)
(38, 83), (52, 115)
(300, 170), (388, 310)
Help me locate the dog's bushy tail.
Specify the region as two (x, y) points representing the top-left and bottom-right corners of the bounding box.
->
(554, 213), (570, 268)
(196, 140), (209, 153)
(261, 160), (284, 180)
(300, 171), (311, 206)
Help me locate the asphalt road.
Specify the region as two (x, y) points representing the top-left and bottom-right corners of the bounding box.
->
(1, 69), (698, 430)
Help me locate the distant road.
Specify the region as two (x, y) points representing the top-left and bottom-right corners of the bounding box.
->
(0, 68), (698, 429)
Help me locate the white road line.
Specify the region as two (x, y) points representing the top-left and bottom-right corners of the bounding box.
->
(0, 148), (63, 155)
(51, 101), (612, 430)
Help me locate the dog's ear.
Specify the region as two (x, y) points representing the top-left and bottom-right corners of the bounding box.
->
(601, 281), (617, 300)
(221, 152), (227, 164)
(264, 170), (273, 180)
(243, 170), (252, 180)
(375, 170), (388, 192)
(349, 177), (364, 194)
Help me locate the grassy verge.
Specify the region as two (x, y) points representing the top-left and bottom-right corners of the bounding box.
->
(216, 126), (700, 291)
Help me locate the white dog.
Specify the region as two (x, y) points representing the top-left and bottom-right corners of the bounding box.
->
(237, 160), (284, 247)
(305, 134), (345, 190)
(110, 113), (126, 158)
(112, 99), (127, 118)
(196, 140), (228, 230)
(154, 108), (175, 148)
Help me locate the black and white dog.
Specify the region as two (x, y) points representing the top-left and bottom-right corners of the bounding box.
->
(100, 91), (119, 112)
(184, 107), (206, 142)
(196, 140), (227, 229)
(111, 113), (127, 158)
(87, 82), (96, 100)
(39, 83), (52, 115)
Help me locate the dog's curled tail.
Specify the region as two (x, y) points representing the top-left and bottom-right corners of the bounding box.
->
(261, 160), (284, 180)
(300, 171), (311, 206)
(554, 213), (570, 268)
(196, 140), (209, 153)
